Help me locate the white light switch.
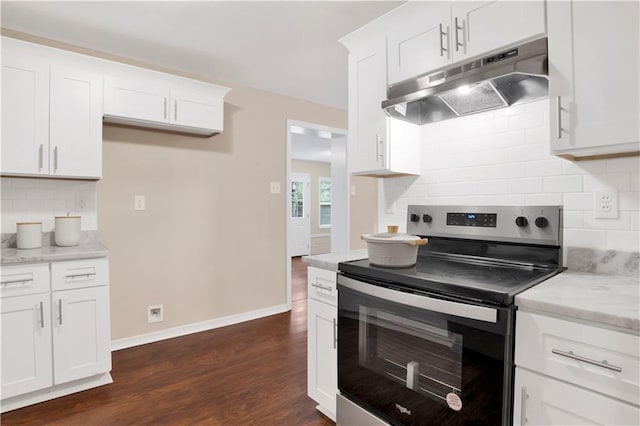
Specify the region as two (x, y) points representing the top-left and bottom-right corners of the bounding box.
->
(135, 195), (146, 211)
(270, 182), (281, 194)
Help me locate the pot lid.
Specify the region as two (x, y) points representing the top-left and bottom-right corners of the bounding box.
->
(362, 232), (421, 243)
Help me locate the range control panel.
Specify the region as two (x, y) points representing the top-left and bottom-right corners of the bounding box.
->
(406, 205), (562, 246)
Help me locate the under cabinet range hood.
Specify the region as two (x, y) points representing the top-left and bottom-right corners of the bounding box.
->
(382, 38), (549, 125)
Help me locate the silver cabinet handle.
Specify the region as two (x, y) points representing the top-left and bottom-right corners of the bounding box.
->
(520, 387), (528, 425)
(164, 98), (167, 120)
(1, 278), (34, 285)
(556, 96), (563, 139)
(439, 24), (448, 57)
(333, 318), (337, 349)
(58, 299), (63, 325)
(174, 100), (178, 121)
(65, 272), (96, 280)
(38, 144), (44, 171)
(311, 282), (333, 292)
(39, 301), (45, 328)
(552, 349), (622, 372)
(53, 146), (59, 172)
(454, 17), (465, 52)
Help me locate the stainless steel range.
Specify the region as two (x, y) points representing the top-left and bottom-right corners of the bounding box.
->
(336, 205), (563, 426)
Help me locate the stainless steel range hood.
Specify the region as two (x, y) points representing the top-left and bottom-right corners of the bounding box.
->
(382, 38), (548, 125)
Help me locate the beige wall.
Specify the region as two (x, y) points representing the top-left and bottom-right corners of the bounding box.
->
(3, 29), (377, 340)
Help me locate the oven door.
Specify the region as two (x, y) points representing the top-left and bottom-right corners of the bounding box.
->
(337, 274), (514, 426)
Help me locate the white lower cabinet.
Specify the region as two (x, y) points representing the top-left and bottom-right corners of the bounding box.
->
(0, 258), (112, 412)
(52, 286), (111, 385)
(1, 293), (53, 399)
(307, 265), (338, 420)
(514, 311), (640, 425)
(514, 367), (640, 426)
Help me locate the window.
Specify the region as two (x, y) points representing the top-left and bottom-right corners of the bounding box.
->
(319, 177), (331, 228)
(291, 180), (304, 218)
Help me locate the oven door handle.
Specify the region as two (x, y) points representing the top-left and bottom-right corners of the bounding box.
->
(338, 275), (497, 323)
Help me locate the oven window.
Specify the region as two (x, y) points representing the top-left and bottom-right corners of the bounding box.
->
(339, 283), (508, 426)
(360, 308), (463, 407)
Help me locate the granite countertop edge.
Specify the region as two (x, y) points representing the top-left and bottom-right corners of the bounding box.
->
(302, 249), (369, 272)
(516, 270), (640, 333)
(1, 242), (110, 265)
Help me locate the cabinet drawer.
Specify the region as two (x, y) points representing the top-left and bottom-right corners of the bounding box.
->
(514, 367), (640, 426)
(516, 311), (640, 406)
(1, 263), (50, 297)
(308, 266), (337, 305)
(51, 258), (109, 291)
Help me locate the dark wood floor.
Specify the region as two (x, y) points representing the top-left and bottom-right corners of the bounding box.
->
(1, 257), (333, 425)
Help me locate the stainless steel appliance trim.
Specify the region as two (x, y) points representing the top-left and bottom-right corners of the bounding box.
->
(336, 393), (389, 426)
(339, 275), (497, 323)
(333, 318), (337, 349)
(551, 349), (622, 373)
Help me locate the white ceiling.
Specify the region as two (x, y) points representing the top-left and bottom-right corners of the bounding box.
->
(291, 132), (332, 162)
(0, 1), (402, 109)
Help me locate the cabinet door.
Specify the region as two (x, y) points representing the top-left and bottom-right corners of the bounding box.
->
(549, 1), (640, 156)
(170, 87), (224, 132)
(104, 75), (169, 123)
(1, 294), (53, 399)
(307, 298), (337, 418)
(52, 286), (111, 385)
(451, 0), (546, 61)
(514, 368), (640, 426)
(49, 67), (103, 179)
(1, 53), (49, 176)
(387, 2), (451, 84)
(348, 36), (388, 174)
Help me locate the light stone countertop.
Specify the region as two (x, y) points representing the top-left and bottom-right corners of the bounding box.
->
(1, 231), (109, 265)
(515, 270), (640, 333)
(302, 249), (368, 272)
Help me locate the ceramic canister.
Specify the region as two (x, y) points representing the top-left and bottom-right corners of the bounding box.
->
(55, 216), (81, 247)
(16, 222), (43, 249)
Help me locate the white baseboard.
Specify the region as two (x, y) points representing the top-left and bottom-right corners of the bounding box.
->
(110, 304), (290, 351)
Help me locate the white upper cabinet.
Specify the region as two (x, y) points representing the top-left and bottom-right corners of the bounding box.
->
(548, 0), (640, 159)
(49, 67), (103, 178)
(451, 1), (546, 62)
(1, 53), (50, 175)
(346, 35), (421, 176)
(1, 39), (103, 180)
(387, 2), (452, 85)
(386, 0), (546, 85)
(104, 71), (230, 136)
(103, 76), (169, 123)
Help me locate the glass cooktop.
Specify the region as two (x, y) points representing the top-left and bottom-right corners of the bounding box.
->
(338, 253), (560, 306)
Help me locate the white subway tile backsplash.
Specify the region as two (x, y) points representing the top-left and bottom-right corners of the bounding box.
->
(584, 173), (630, 192)
(1, 177), (97, 233)
(606, 230), (640, 252)
(563, 193), (592, 210)
(563, 210), (584, 228)
(381, 100), (639, 253)
(543, 175), (583, 193)
(563, 229), (606, 248)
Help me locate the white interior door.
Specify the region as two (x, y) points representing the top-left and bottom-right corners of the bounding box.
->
(289, 173), (310, 257)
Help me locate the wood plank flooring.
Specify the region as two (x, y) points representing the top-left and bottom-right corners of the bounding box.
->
(1, 257), (334, 425)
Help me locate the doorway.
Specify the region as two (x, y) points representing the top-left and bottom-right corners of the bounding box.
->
(286, 120), (348, 308)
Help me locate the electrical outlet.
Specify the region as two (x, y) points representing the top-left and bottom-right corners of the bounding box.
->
(147, 304), (163, 323)
(270, 182), (281, 194)
(75, 195), (88, 211)
(594, 189), (618, 219)
(135, 195), (146, 211)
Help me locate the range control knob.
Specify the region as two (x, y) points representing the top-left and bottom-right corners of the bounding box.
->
(535, 216), (549, 228)
(422, 214), (433, 223)
(515, 216), (529, 227)
(410, 213), (420, 223)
